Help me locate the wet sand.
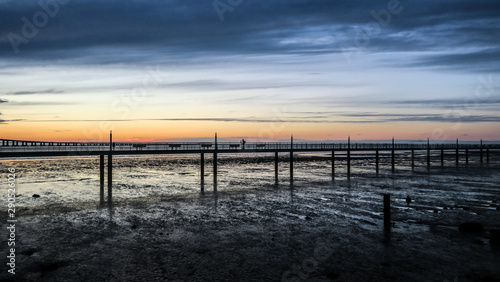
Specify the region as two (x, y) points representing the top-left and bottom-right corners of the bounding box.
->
(1, 157), (500, 281)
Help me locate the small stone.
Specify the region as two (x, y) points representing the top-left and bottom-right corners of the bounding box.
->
(305, 216), (312, 220)
(459, 222), (484, 233)
(433, 209), (439, 214)
(32, 194), (40, 198)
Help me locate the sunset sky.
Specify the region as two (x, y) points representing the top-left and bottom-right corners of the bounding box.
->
(1, 0), (499, 142)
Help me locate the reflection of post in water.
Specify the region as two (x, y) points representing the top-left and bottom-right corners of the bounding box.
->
(214, 195), (218, 213)
(107, 198), (114, 222)
(289, 186), (295, 203)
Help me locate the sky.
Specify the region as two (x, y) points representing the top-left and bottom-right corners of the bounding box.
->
(0, 0), (499, 142)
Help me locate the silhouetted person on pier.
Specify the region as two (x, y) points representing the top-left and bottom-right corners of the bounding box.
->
(241, 139), (246, 150)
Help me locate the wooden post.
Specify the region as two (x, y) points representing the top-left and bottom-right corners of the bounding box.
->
(201, 153), (205, 191)
(108, 131), (112, 202)
(466, 149), (469, 165)
(487, 148), (490, 164)
(427, 138), (431, 170)
(376, 150), (379, 176)
(100, 155), (104, 203)
(391, 138), (395, 173)
(480, 139), (483, 164)
(347, 136), (351, 180)
(411, 149), (415, 170)
(456, 139), (459, 168)
(290, 135), (294, 186)
(214, 133), (218, 192)
(384, 194), (391, 230)
(275, 151), (279, 185)
(331, 151), (335, 181)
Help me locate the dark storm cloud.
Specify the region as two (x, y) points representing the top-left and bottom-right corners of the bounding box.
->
(0, 0), (498, 71)
(0, 98), (8, 103)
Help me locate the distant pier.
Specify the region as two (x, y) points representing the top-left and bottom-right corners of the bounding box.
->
(1, 136), (498, 198)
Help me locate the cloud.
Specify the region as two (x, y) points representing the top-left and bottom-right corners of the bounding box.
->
(0, 0), (498, 72)
(7, 89), (64, 95)
(16, 113), (500, 124)
(0, 98), (8, 103)
(7, 101), (76, 106)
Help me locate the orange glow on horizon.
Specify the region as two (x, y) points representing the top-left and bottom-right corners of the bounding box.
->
(2, 120), (499, 142)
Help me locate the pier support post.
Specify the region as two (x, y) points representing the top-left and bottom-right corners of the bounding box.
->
(487, 148), (489, 164)
(427, 138), (431, 170)
(214, 133), (218, 192)
(347, 136), (351, 180)
(100, 155), (104, 203)
(108, 131), (113, 202)
(456, 139), (459, 168)
(391, 138), (395, 173)
(466, 149), (469, 165)
(331, 151), (335, 181)
(290, 135), (294, 186)
(384, 194), (391, 230)
(441, 149), (444, 167)
(107, 154), (112, 202)
(376, 150), (379, 176)
(411, 149), (415, 170)
(275, 152), (279, 185)
(201, 153), (205, 191)
(480, 139), (483, 164)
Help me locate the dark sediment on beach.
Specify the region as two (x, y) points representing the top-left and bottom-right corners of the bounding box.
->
(1, 156), (500, 281)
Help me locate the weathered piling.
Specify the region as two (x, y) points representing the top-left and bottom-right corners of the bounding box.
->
(347, 137), (351, 180)
(480, 139), (483, 164)
(411, 149), (415, 170)
(331, 151), (335, 181)
(384, 194), (391, 230)
(108, 131), (113, 202)
(214, 133), (218, 192)
(201, 153), (205, 191)
(427, 138), (431, 170)
(391, 138), (395, 173)
(275, 151), (279, 185)
(100, 155), (104, 203)
(290, 135), (294, 186)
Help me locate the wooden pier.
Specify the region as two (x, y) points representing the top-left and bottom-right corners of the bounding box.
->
(1, 136), (499, 198)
